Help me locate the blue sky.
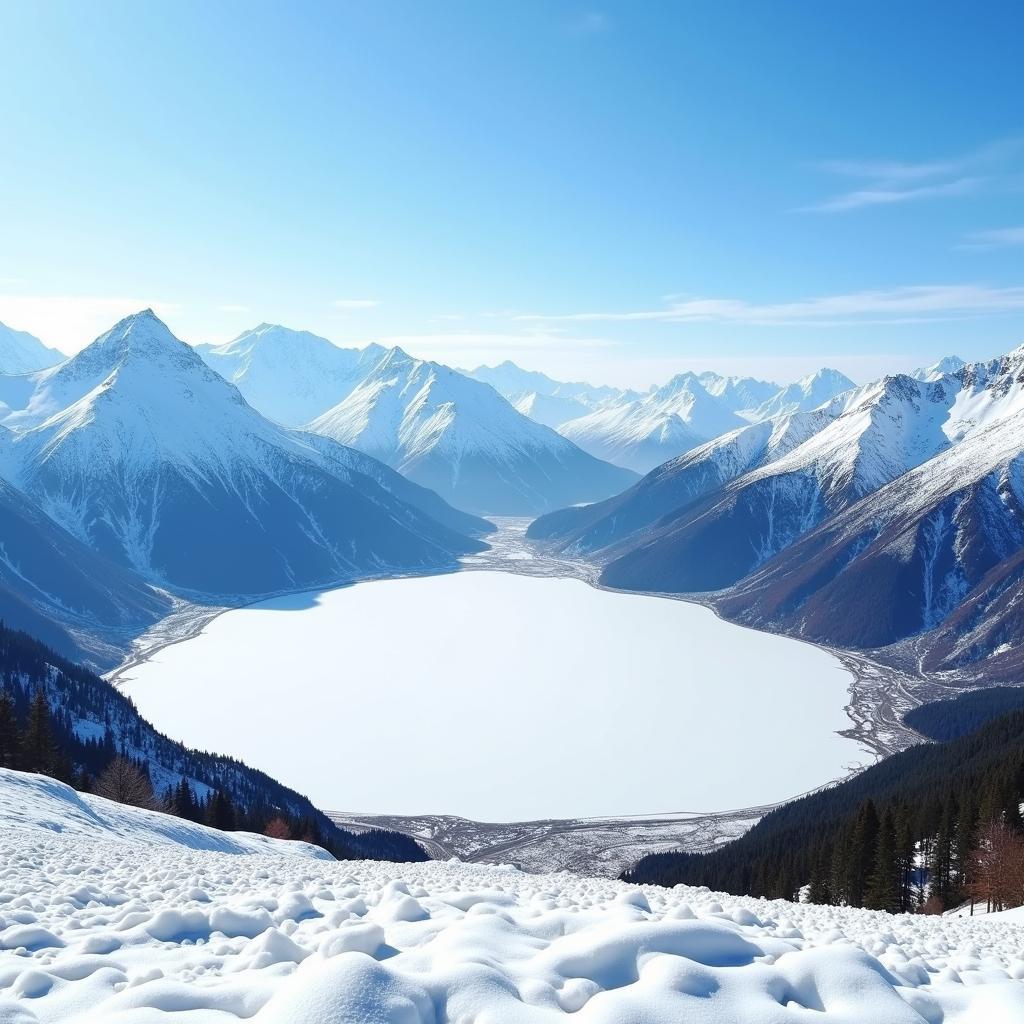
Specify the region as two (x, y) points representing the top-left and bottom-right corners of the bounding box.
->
(0, 1), (1021, 387)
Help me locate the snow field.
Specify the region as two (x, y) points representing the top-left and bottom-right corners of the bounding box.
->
(4, 831), (1024, 1021)
(0, 770), (332, 860)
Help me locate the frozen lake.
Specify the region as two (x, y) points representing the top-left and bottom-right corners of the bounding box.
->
(119, 570), (861, 821)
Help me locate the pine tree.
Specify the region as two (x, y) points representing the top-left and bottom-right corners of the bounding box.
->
(21, 687), (56, 776)
(894, 804), (916, 913)
(846, 800), (880, 908)
(954, 790), (977, 903)
(206, 790), (237, 831)
(865, 807), (900, 912)
(173, 778), (201, 821)
(934, 798), (957, 907)
(0, 689), (19, 769)
(807, 841), (831, 905)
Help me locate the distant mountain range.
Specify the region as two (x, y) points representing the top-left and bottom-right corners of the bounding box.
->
(530, 348), (1024, 681)
(0, 321), (64, 374)
(195, 332), (870, 508)
(469, 360), (856, 474)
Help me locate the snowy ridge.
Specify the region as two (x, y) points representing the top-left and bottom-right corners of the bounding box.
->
(308, 348), (636, 514)
(0, 320), (64, 374)
(4, 810), (1024, 1021)
(0, 769), (331, 858)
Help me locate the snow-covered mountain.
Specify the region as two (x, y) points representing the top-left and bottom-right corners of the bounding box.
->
(308, 348), (637, 514)
(529, 404), (842, 554)
(558, 372), (749, 474)
(0, 320), (64, 374)
(597, 374), (965, 593)
(196, 324), (387, 425)
(912, 355), (966, 381)
(697, 371), (779, 416)
(719, 405), (1024, 662)
(534, 345), (1024, 672)
(512, 391), (590, 429)
(747, 367), (855, 421)
(0, 311), (489, 595)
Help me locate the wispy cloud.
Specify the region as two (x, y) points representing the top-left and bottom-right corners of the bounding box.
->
(514, 284), (1024, 327)
(332, 298), (379, 310)
(962, 225), (1024, 249)
(804, 177), (983, 213)
(801, 139), (1020, 213)
(568, 11), (610, 34)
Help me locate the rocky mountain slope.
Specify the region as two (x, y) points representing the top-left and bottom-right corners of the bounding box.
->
(0, 475), (171, 665)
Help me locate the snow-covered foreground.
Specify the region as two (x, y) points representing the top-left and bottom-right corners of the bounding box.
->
(119, 571), (858, 821)
(6, 831), (1024, 1022)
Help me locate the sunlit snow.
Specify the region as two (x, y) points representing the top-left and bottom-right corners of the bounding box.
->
(4, 771), (1024, 1023)
(120, 572), (859, 820)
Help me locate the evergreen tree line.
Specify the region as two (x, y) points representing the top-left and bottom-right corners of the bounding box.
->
(624, 709), (1024, 914)
(904, 685), (1024, 742)
(0, 621), (426, 863)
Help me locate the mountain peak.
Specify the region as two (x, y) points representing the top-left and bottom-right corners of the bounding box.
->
(92, 309), (189, 360)
(801, 367), (852, 387)
(911, 355), (966, 381)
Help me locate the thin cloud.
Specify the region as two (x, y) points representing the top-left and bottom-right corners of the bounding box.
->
(514, 284), (1024, 327)
(568, 11), (611, 34)
(332, 298), (379, 309)
(218, 304), (250, 313)
(963, 225), (1024, 249)
(801, 139), (1020, 213)
(800, 177), (983, 213)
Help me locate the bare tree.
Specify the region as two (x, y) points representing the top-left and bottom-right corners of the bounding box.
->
(93, 757), (165, 812)
(965, 821), (1024, 914)
(264, 817), (293, 840)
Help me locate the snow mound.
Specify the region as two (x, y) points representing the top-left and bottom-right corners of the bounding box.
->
(3, 825), (1024, 1021)
(0, 768), (331, 858)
